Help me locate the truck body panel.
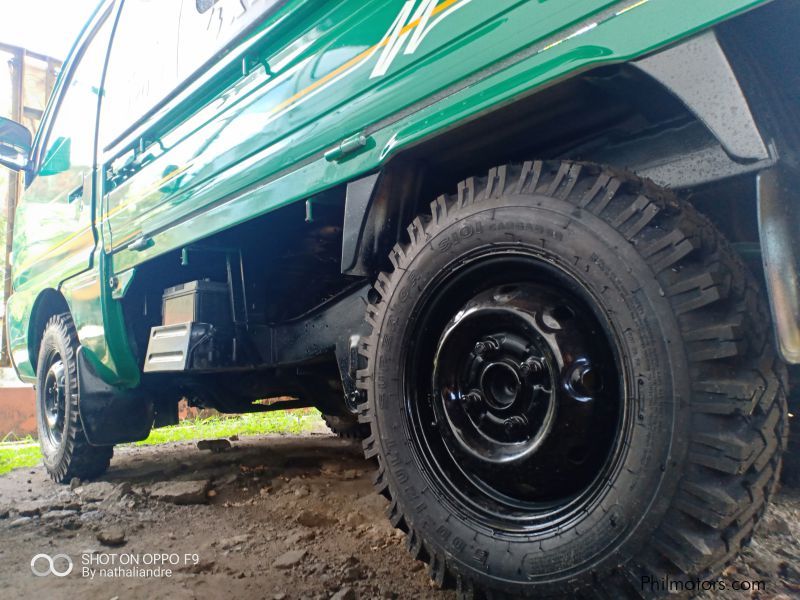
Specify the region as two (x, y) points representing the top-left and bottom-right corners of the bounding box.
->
(5, 0), (775, 384)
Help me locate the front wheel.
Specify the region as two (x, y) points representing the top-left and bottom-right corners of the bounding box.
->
(357, 162), (787, 598)
(36, 314), (112, 483)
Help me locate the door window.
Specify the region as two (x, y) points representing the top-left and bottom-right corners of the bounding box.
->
(13, 6), (114, 288)
(37, 12), (113, 179)
(100, 0), (285, 150)
(100, 0), (182, 148)
(177, 0), (284, 83)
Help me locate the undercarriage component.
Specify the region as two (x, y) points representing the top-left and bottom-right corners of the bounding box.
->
(77, 346), (155, 446)
(265, 283), (371, 405)
(321, 413), (369, 440)
(143, 278), (237, 373)
(758, 166), (800, 363)
(143, 322), (224, 372)
(162, 279), (231, 325)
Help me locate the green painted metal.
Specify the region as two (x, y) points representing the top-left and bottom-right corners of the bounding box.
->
(5, 285), (39, 379)
(5, 0), (771, 385)
(110, 267), (135, 300)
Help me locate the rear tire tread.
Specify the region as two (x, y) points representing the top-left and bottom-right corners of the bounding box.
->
(358, 161), (787, 598)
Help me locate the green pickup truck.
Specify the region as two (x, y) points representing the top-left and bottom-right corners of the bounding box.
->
(0, 0), (797, 596)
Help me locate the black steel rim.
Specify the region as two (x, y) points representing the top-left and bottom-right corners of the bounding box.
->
(42, 351), (67, 447)
(403, 250), (628, 533)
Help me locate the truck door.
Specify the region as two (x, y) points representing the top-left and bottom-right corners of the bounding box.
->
(98, 0), (282, 252)
(12, 4), (115, 289)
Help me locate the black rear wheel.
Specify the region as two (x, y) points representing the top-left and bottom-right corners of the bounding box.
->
(357, 162), (787, 598)
(36, 314), (112, 483)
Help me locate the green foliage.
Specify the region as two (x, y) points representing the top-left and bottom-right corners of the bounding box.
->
(136, 409), (323, 446)
(0, 439), (40, 476)
(0, 409), (324, 476)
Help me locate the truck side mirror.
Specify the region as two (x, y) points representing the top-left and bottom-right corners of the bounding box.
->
(0, 116), (32, 172)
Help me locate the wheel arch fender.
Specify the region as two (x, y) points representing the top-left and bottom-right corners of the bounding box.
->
(340, 159), (426, 278)
(27, 288), (71, 376)
(21, 288), (154, 445)
(341, 31), (774, 278)
(632, 30), (770, 164)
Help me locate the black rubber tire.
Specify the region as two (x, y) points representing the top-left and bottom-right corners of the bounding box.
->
(36, 314), (113, 483)
(784, 391), (800, 487)
(357, 161), (788, 599)
(322, 413), (370, 440)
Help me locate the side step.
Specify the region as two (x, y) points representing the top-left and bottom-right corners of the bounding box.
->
(144, 278), (235, 373)
(143, 322), (217, 372)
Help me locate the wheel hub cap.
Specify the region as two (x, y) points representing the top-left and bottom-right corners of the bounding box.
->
(407, 254), (624, 529)
(432, 284), (610, 469)
(43, 359), (66, 444)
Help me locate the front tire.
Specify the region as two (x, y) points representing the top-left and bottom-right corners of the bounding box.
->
(36, 314), (112, 483)
(357, 162), (787, 598)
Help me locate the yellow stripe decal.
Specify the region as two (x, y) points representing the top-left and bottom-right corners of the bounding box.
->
(16, 163), (192, 272)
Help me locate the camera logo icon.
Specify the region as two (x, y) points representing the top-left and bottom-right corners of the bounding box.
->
(30, 553), (73, 577)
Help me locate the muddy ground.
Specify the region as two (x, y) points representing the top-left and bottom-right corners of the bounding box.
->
(0, 431), (798, 600)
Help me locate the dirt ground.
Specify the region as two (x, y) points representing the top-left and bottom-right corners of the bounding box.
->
(0, 432), (798, 600)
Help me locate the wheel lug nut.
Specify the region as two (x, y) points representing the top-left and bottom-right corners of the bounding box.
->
(520, 357), (546, 379)
(504, 415), (528, 435)
(473, 338), (500, 357)
(464, 391), (483, 406)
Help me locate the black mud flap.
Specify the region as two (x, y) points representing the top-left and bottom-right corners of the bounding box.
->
(76, 347), (154, 446)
